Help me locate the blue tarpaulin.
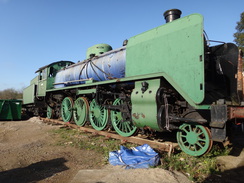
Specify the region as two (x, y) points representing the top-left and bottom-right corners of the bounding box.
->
(109, 144), (160, 169)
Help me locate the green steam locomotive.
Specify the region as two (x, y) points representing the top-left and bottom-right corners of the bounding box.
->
(23, 9), (244, 156)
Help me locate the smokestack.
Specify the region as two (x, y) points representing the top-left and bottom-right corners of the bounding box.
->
(163, 9), (182, 23)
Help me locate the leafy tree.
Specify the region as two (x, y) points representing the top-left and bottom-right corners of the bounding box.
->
(0, 88), (23, 99)
(234, 12), (244, 53)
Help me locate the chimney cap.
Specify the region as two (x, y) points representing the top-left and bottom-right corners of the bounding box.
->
(163, 9), (182, 23)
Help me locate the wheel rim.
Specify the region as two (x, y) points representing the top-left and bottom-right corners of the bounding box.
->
(111, 99), (137, 137)
(47, 106), (53, 119)
(89, 99), (109, 131)
(61, 97), (73, 122)
(177, 123), (212, 156)
(205, 127), (213, 154)
(73, 97), (89, 126)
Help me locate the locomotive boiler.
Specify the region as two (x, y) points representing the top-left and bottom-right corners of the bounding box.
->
(54, 45), (126, 88)
(23, 9), (244, 156)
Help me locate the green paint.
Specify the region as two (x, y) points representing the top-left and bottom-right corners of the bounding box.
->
(61, 97), (73, 122)
(23, 76), (38, 105)
(86, 44), (112, 59)
(73, 97), (89, 126)
(177, 123), (211, 156)
(131, 79), (161, 131)
(89, 99), (109, 131)
(0, 100), (22, 120)
(126, 14), (205, 105)
(76, 88), (96, 95)
(111, 99), (137, 137)
(35, 61), (74, 97)
(47, 106), (53, 119)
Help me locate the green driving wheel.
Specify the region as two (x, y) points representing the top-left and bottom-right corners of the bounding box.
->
(61, 97), (74, 122)
(89, 99), (109, 131)
(47, 106), (54, 119)
(111, 99), (137, 137)
(177, 123), (213, 156)
(73, 97), (89, 126)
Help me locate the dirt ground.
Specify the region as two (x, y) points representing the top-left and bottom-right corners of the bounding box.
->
(0, 118), (105, 183)
(0, 117), (243, 183)
(0, 118), (191, 183)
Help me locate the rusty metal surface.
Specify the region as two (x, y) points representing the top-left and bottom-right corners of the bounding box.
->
(40, 117), (175, 155)
(237, 49), (244, 100)
(229, 106), (244, 119)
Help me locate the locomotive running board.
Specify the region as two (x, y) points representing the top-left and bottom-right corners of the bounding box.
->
(40, 117), (175, 156)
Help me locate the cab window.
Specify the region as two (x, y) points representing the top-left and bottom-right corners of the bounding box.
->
(49, 66), (57, 77)
(39, 69), (47, 80)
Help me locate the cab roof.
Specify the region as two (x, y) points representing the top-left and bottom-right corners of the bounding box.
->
(35, 60), (74, 73)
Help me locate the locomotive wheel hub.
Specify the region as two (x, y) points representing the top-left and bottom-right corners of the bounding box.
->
(93, 107), (101, 118)
(186, 132), (198, 144)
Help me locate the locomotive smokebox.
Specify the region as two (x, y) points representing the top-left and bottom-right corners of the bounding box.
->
(163, 9), (182, 23)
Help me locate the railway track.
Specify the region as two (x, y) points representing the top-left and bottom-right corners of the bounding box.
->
(40, 117), (176, 156)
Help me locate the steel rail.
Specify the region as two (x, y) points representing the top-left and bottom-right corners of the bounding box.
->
(40, 117), (175, 156)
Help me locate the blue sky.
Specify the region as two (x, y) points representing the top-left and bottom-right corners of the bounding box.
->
(0, 0), (243, 91)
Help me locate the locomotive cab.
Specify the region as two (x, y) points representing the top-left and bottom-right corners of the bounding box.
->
(22, 60), (74, 116)
(35, 60), (74, 95)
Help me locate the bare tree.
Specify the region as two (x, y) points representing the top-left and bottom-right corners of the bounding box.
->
(0, 88), (23, 99)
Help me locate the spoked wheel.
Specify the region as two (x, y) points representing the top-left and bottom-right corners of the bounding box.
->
(47, 106), (54, 119)
(177, 123), (213, 156)
(73, 97), (89, 126)
(111, 99), (137, 137)
(89, 99), (109, 131)
(61, 97), (74, 122)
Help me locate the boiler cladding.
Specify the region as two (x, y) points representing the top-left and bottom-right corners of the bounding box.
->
(54, 46), (126, 88)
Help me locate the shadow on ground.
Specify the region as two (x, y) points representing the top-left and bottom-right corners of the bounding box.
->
(0, 158), (68, 183)
(203, 165), (244, 183)
(204, 124), (244, 183)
